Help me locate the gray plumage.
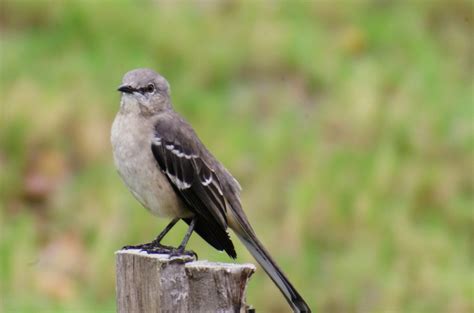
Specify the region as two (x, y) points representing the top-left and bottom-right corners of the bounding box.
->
(111, 68), (311, 312)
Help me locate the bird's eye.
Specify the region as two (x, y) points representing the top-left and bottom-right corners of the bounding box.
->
(146, 84), (155, 93)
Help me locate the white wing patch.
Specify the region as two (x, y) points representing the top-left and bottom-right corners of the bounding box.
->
(164, 143), (197, 160)
(166, 170), (191, 189)
(153, 137), (162, 146)
(202, 174), (212, 186)
(212, 180), (224, 195)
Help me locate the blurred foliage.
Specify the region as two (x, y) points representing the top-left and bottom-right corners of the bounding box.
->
(0, 1), (473, 312)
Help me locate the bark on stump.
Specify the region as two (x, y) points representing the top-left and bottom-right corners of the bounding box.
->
(116, 249), (256, 313)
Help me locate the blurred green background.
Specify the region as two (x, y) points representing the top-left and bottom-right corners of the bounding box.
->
(1, 1), (473, 312)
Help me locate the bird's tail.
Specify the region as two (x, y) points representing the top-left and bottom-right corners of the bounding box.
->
(234, 224), (312, 313)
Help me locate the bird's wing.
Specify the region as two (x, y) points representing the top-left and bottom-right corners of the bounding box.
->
(151, 114), (236, 257)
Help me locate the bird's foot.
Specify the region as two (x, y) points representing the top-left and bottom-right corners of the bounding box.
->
(122, 241), (197, 259)
(168, 246), (198, 260)
(122, 240), (173, 252)
(140, 245), (197, 260)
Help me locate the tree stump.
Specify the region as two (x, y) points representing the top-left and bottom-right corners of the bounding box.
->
(116, 249), (256, 313)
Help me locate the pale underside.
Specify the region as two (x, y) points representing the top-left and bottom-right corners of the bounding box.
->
(111, 110), (192, 219)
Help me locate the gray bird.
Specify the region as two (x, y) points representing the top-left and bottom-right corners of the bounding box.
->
(111, 68), (311, 313)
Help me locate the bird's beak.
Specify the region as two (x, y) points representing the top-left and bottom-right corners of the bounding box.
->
(117, 84), (135, 94)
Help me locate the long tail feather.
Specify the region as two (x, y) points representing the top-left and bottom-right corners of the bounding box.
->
(235, 229), (311, 313)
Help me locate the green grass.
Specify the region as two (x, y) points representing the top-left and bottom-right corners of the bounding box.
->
(1, 1), (473, 312)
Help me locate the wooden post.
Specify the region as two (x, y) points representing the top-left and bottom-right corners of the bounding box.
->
(116, 249), (256, 313)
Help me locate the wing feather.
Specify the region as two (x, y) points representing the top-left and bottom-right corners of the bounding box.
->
(150, 116), (237, 258)
(151, 135), (227, 229)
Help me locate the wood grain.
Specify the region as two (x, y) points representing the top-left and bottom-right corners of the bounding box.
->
(116, 250), (256, 313)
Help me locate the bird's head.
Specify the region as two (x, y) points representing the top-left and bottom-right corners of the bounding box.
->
(117, 68), (172, 115)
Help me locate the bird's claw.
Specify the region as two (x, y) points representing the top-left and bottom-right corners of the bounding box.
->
(122, 242), (197, 259)
(122, 241), (173, 252)
(169, 247), (198, 260)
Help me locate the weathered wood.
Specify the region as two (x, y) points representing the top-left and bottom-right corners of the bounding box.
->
(116, 249), (256, 313)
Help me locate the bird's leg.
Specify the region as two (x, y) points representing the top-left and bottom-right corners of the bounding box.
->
(151, 217), (180, 245)
(169, 217), (197, 258)
(122, 218), (179, 251)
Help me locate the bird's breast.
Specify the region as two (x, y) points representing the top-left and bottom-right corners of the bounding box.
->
(111, 113), (190, 218)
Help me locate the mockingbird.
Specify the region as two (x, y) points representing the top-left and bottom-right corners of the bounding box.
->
(111, 68), (311, 313)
